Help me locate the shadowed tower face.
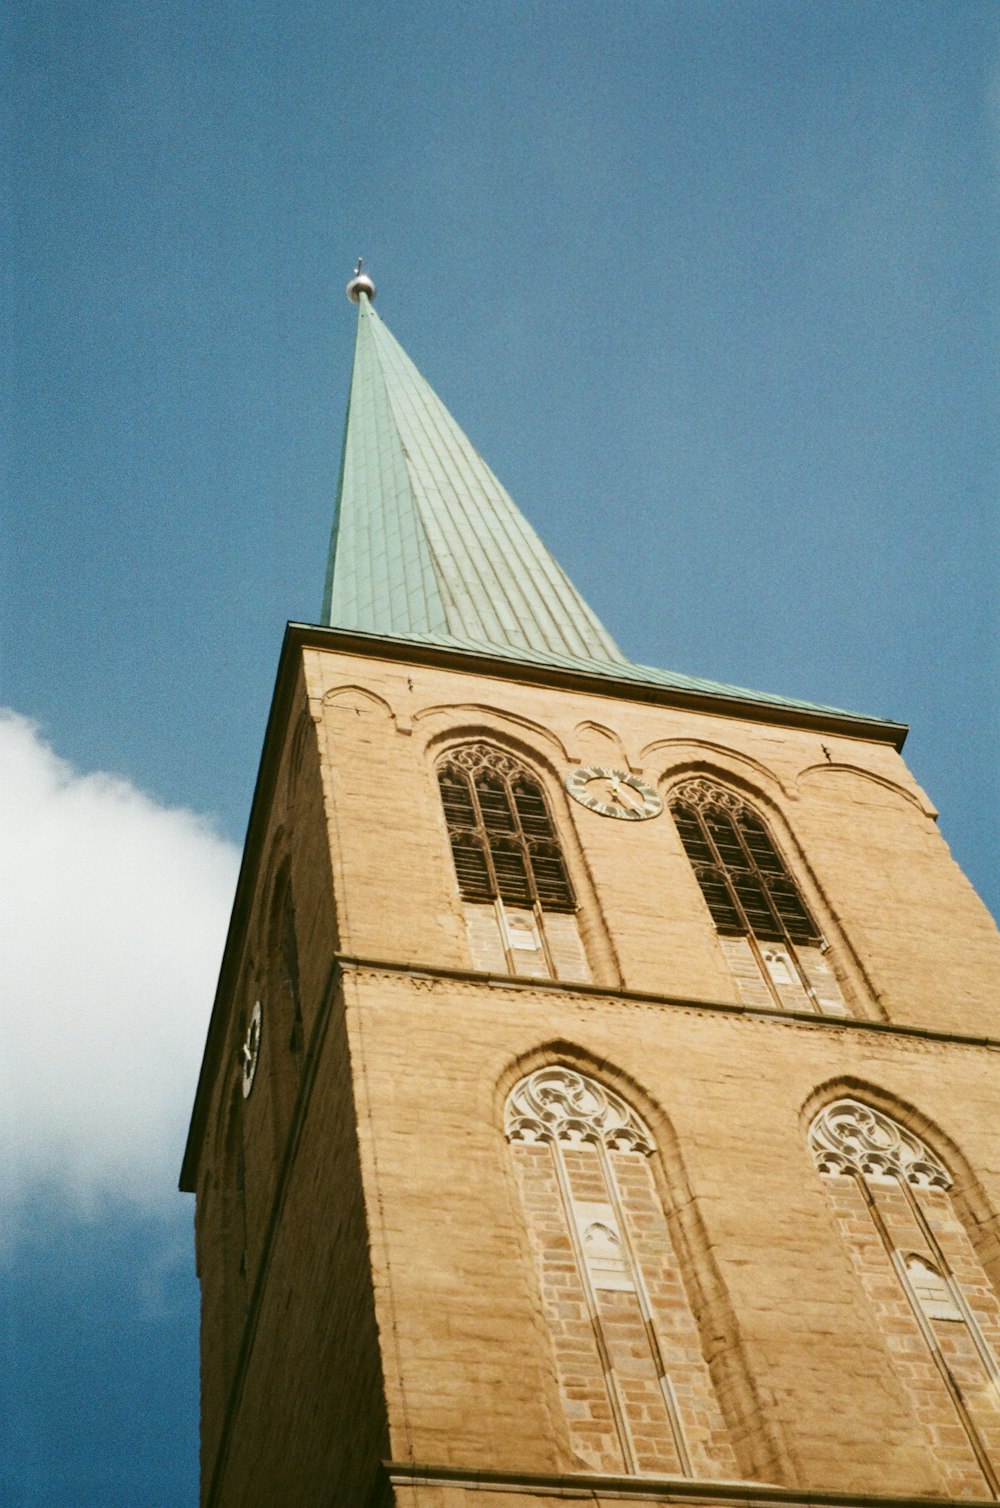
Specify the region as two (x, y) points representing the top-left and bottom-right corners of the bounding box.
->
(181, 270), (1000, 1508)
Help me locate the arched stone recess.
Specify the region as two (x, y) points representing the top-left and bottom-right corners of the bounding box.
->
(495, 1042), (782, 1486)
(257, 824), (288, 919)
(803, 1079), (1000, 1497)
(796, 760), (938, 819)
(285, 702), (317, 808)
(659, 762), (878, 1020)
(262, 856), (305, 1139)
(232, 831), (306, 1208)
(321, 683), (398, 728)
(641, 739), (795, 803)
(428, 728), (622, 988)
(414, 702), (572, 771)
(570, 719), (636, 774)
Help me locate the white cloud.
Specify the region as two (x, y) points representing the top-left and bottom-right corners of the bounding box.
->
(0, 711), (239, 1237)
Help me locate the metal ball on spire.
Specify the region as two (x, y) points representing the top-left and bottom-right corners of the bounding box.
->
(346, 258), (376, 303)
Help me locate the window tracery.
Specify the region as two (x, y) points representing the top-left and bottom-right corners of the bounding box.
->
(505, 1066), (736, 1480)
(506, 1066), (653, 1153)
(669, 778), (848, 1015)
(810, 1097), (1000, 1495)
(438, 746), (588, 981)
(810, 1099), (949, 1188)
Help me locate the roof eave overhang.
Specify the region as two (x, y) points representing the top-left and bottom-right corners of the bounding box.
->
(296, 621), (908, 746)
(179, 621), (907, 1191)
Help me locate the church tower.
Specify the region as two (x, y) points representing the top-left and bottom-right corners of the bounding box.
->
(180, 269), (1000, 1507)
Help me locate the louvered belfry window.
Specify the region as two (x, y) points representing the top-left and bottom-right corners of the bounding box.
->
(670, 779), (820, 944)
(438, 745), (575, 912)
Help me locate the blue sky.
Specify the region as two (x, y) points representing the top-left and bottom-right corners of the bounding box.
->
(3, 4), (997, 1502)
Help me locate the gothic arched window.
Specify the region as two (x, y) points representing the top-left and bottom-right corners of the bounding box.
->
(438, 745), (589, 981)
(505, 1066), (736, 1478)
(810, 1098), (1000, 1496)
(670, 778), (848, 1014)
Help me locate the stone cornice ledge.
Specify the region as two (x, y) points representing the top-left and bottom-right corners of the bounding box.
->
(336, 954), (1000, 1053)
(374, 1460), (996, 1506)
(289, 621), (908, 749)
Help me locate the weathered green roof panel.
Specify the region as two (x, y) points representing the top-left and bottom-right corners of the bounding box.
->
(323, 297), (450, 639)
(323, 294), (625, 663)
(322, 286), (891, 729)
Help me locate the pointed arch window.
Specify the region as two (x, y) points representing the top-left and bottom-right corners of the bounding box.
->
(260, 868), (305, 1160)
(438, 745), (588, 981)
(810, 1098), (1000, 1497)
(271, 874), (304, 1057)
(505, 1067), (737, 1479)
(669, 778), (848, 1015)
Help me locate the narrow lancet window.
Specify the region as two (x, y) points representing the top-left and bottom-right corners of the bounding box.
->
(505, 1067), (736, 1478)
(670, 778), (848, 1014)
(439, 745), (588, 980)
(810, 1098), (1000, 1496)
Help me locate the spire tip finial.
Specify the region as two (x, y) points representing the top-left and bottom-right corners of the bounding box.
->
(347, 258), (376, 303)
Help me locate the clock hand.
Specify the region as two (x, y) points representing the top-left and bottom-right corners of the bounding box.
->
(609, 776), (640, 810)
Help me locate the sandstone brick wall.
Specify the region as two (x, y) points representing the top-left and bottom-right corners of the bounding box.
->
(340, 963), (999, 1498)
(193, 667), (388, 1505)
(208, 971), (389, 1507)
(188, 642), (1000, 1504)
(302, 646), (999, 1036)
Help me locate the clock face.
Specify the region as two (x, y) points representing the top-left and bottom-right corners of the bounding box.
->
(565, 766), (663, 821)
(241, 1000), (263, 1098)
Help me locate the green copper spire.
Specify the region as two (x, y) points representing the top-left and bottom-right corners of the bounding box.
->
(320, 271), (900, 733)
(323, 283), (625, 664)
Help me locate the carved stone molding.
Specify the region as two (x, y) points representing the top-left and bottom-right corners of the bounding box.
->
(506, 1066), (654, 1155)
(809, 1098), (951, 1189)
